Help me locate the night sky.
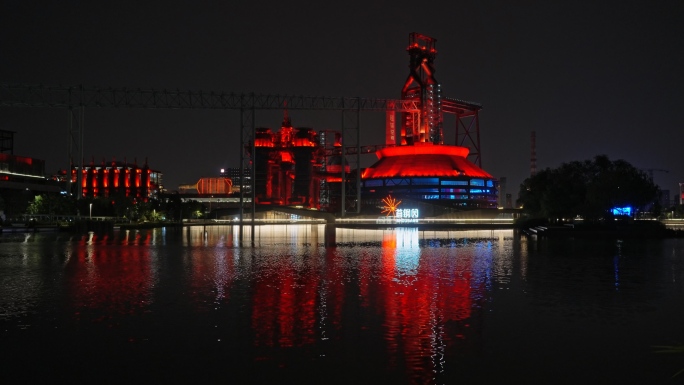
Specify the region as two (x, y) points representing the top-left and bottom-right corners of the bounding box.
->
(2, 1), (683, 201)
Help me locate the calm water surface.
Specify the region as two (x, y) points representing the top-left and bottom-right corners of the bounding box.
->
(1, 225), (684, 384)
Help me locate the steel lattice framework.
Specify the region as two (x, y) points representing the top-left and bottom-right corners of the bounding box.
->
(0, 84), (420, 111)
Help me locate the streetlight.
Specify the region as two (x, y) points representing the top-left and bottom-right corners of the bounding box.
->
(89, 203), (92, 219)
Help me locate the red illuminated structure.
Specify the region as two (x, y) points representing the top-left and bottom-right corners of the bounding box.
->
(69, 158), (162, 201)
(361, 33), (497, 212)
(400, 33), (442, 145)
(179, 177), (232, 195)
(250, 110), (343, 209)
(361, 144), (497, 210)
(248, 33), (497, 214)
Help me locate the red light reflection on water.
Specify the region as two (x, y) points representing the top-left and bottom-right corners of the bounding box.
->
(65, 227), (484, 380)
(119, 230), (152, 246)
(357, 229), (481, 381)
(246, 229), (484, 381)
(66, 234), (153, 321)
(251, 254), (320, 347)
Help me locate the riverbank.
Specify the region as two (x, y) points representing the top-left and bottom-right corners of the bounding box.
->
(5, 218), (684, 239)
(522, 220), (684, 239)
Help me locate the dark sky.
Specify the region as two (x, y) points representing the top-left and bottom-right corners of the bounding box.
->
(2, 0), (683, 201)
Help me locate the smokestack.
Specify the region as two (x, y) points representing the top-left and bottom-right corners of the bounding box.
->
(531, 131), (536, 177)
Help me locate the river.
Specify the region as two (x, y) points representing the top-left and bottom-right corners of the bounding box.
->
(1, 225), (683, 384)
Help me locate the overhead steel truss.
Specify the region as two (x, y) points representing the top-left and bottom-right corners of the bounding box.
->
(0, 84), (419, 111)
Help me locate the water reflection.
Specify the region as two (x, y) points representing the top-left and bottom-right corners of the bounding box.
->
(6, 225), (680, 383)
(65, 234), (157, 322)
(241, 226), (515, 383)
(369, 228), (488, 382)
(0, 226), (516, 367)
(252, 250), (320, 348)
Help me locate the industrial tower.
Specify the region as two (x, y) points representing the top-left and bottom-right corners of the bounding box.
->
(401, 33), (443, 145)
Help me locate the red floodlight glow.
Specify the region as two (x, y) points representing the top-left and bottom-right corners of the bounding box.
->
(363, 144), (492, 179)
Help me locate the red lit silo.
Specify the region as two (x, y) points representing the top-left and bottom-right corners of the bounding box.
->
(196, 177), (232, 194)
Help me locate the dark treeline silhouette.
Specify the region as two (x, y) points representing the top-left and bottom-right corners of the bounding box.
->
(517, 155), (659, 222)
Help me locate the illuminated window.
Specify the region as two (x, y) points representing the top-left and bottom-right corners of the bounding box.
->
(441, 180), (468, 186)
(470, 179), (485, 186)
(411, 177), (439, 185)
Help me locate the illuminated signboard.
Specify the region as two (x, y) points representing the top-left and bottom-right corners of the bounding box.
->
(611, 206), (632, 216)
(379, 194), (420, 223)
(395, 208), (419, 219)
(376, 208), (420, 224)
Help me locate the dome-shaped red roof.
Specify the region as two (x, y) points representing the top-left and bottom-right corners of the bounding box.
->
(362, 144), (493, 179)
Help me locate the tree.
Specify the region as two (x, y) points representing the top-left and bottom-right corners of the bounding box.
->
(517, 155), (658, 221)
(159, 192), (183, 221)
(26, 193), (77, 217)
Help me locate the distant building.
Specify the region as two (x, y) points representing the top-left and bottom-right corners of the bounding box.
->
(498, 177), (507, 208)
(0, 130), (61, 217)
(658, 190), (670, 208)
(175, 171), (243, 216)
(505, 193), (513, 209)
(66, 159), (163, 201)
(222, 167), (251, 194)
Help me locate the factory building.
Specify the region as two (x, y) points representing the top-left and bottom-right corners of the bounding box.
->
(361, 145), (497, 211)
(250, 111), (329, 209)
(69, 158), (162, 201)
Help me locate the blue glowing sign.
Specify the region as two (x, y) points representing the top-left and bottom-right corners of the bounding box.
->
(611, 206), (632, 216)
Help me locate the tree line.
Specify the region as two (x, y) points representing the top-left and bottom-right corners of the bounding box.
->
(517, 155), (661, 221)
(10, 193), (208, 224)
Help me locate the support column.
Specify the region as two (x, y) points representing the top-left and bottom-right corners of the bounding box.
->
(341, 99), (361, 216)
(455, 110), (482, 167)
(239, 95), (256, 246)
